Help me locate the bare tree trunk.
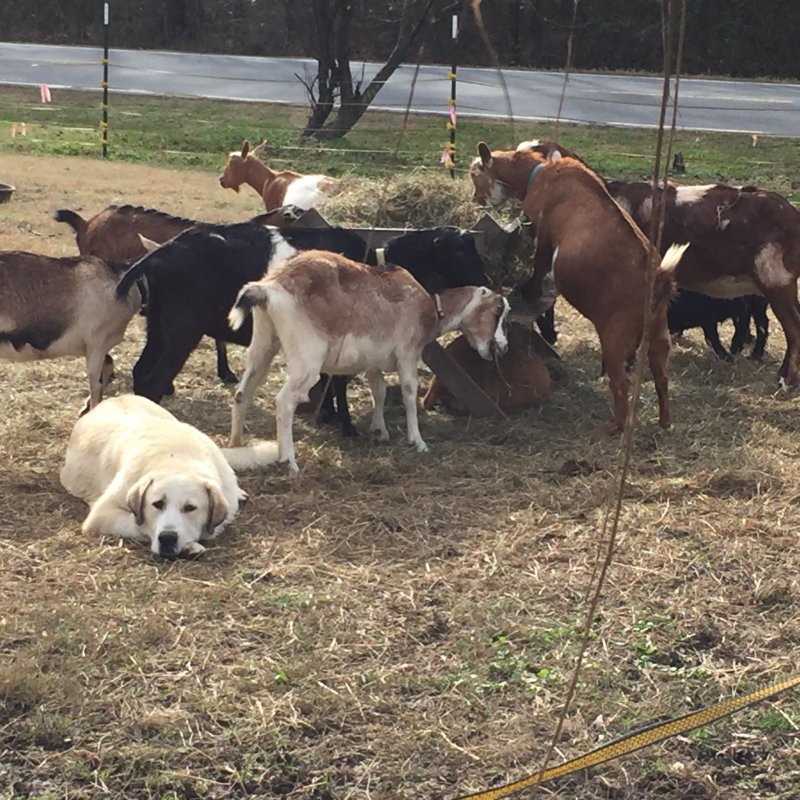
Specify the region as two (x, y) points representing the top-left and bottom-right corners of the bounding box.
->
(301, 0), (449, 140)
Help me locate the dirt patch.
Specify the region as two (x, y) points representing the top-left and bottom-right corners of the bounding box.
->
(1, 153), (799, 800)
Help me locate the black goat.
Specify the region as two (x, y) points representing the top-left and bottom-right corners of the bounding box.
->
(668, 290), (769, 361)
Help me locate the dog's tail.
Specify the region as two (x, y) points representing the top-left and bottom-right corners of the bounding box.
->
(221, 440), (280, 471)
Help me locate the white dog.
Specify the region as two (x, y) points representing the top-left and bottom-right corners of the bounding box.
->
(60, 395), (278, 557)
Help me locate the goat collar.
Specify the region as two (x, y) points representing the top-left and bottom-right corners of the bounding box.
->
(525, 162), (546, 195)
(375, 247), (386, 267)
(433, 293), (444, 319)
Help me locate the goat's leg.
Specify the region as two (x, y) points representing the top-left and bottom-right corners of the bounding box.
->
(730, 310), (753, 355)
(536, 306), (558, 345)
(316, 375), (337, 424)
(81, 348), (111, 415)
(761, 286), (800, 387)
(598, 327), (632, 434)
(749, 300), (770, 360)
(702, 321), (733, 362)
(230, 328), (279, 447)
(215, 339), (238, 384)
(366, 369), (389, 441)
(275, 371), (321, 474)
(135, 331), (202, 404)
(397, 360), (427, 452)
(332, 375), (357, 438)
(647, 315), (673, 429)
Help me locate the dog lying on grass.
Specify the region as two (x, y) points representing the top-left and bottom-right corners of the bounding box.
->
(60, 395), (278, 558)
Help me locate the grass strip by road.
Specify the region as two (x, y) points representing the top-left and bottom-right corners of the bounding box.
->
(1, 84), (799, 198)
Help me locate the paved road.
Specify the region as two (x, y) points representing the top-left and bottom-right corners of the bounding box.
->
(2, 42), (799, 135)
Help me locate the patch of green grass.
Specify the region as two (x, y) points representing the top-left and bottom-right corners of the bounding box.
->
(2, 85), (799, 198)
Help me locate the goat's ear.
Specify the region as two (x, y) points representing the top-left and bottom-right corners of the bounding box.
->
(252, 139), (268, 157)
(240, 140), (250, 157)
(138, 234), (161, 253)
(549, 149), (563, 163)
(477, 142), (493, 167)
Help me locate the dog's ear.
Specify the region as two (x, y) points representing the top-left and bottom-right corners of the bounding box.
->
(204, 482), (229, 539)
(126, 475), (154, 526)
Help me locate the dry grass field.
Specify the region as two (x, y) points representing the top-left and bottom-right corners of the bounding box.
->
(0, 153), (799, 800)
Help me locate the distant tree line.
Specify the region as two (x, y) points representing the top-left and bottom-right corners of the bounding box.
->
(6, 0), (800, 80)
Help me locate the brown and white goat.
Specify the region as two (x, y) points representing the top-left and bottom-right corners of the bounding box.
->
(0, 252), (141, 412)
(228, 250), (509, 473)
(471, 142), (688, 432)
(219, 140), (337, 212)
(422, 322), (552, 415)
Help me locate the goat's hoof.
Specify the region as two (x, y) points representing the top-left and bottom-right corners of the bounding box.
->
(412, 440), (429, 453)
(372, 428), (389, 442)
(605, 422), (624, 436)
(220, 372), (238, 385)
(340, 424), (359, 438)
(164, 384), (175, 397)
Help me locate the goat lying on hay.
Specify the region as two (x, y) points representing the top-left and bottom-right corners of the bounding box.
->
(471, 142), (688, 432)
(219, 140), (337, 212)
(54, 203), (302, 387)
(228, 250), (510, 473)
(422, 321), (552, 415)
(0, 251), (141, 412)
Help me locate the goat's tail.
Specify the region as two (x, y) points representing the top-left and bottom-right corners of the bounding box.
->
(229, 282), (269, 331)
(53, 209), (87, 238)
(652, 242), (689, 311)
(221, 440), (280, 471)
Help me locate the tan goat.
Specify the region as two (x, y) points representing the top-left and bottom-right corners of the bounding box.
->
(1, 252), (141, 412)
(228, 250), (509, 473)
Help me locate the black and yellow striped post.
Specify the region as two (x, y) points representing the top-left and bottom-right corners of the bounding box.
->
(443, 13), (458, 179)
(100, 2), (110, 159)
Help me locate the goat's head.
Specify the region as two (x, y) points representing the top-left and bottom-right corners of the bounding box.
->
(219, 139), (257, 191)
(458, 286), (510, 360)
(470, 141), (553, 207)
(383, 227), (488, 294)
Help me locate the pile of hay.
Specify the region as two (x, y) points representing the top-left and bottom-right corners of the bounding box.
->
(319, 170), (536, 287)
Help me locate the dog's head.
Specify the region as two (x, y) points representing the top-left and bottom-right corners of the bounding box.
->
(126, 472), (230, 558)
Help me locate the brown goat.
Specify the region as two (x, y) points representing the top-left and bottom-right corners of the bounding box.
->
(471, 142), (688, 432)
(422, 322), (552, 415)
(219, 140), (337, 211)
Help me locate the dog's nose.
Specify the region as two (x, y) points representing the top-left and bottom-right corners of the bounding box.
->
(158, 530), (178, 555)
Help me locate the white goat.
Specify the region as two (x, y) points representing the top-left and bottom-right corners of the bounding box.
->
(0, 252), (141, 412)
(228, 249), (510, 473)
